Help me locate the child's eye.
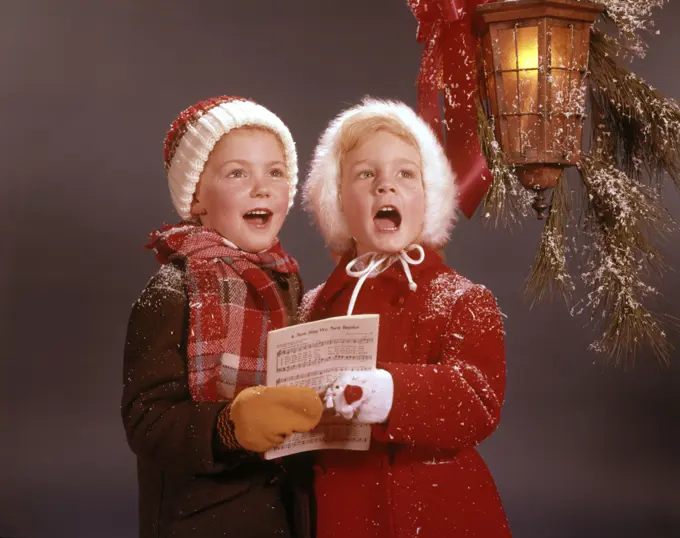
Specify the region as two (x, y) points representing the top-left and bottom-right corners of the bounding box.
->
(399, 169), (415, 179)
(358, 170), (374, 179)
(270, 168), (286, 179)
(227, 169), (246, 179)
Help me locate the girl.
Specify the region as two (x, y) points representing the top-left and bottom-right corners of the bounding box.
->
(300, 98), (512, 538)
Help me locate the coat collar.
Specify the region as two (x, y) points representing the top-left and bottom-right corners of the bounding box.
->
(316, 245), (445, 314)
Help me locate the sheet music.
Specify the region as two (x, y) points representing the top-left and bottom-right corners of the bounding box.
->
(263, 314), (379, 460)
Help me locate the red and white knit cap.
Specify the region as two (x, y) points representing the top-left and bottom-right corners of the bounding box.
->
(303, 98), (458, 255)
(163, 96), (298, 220)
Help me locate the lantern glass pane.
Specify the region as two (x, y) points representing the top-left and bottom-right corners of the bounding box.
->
(497, 28), (517, 70)
(519, 70), (539, 113)
(573, 26), (590, 69)
(550, 26), (572, 68)
(551, 69), (570, 112)
(516, 26), (538, 69)
(521, 115), (540, 155)
(549, 115), (567, 153)
(486, 74), (497, 113)
(482, 33), (495, 77)
(501, 71), (519, 112)
(506, 116), (521, 154)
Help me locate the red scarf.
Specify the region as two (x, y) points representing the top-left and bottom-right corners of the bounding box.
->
(146, 223), (299, 402)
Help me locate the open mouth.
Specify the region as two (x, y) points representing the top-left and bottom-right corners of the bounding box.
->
(243, 209), (273, 226)
(373, 205), (402, 232)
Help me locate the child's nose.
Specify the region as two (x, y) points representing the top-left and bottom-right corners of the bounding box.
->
(251, 177), (272, 197)
(376, 181), (397, 195)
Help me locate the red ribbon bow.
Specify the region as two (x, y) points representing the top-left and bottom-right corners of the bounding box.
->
(410, 0), (493, 219)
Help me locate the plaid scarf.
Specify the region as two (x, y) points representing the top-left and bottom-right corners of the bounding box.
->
(146, 223), (299, 402)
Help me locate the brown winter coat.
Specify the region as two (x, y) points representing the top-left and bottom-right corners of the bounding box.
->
(122, 261), (312, 538)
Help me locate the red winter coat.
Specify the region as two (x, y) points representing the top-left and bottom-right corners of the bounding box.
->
(300, 247), (511, 538)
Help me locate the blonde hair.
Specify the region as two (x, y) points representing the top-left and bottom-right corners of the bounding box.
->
(336, 114), (420, 170)
(303, 98), (458, 256)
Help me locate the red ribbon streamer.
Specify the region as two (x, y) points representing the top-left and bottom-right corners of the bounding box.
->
(410, 0), (492, 219)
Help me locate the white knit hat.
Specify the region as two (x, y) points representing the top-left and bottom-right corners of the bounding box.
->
(163, 96), (298, 220)
(303, 98), (458, 254)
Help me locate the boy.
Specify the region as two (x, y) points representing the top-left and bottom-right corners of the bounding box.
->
(122, 96), (322, 538)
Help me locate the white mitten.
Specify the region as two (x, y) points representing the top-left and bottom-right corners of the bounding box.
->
(324, 369), (394, 424)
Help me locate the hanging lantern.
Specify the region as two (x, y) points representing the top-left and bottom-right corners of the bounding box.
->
(477, 0), (604, 218)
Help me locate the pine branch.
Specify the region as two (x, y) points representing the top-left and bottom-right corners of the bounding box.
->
(476, 97), (532, 228)
(593, 1), (666, 58)
(574, 148), (673, 365)
(525, 174), (575, 306)
(589, 30), (680, 190)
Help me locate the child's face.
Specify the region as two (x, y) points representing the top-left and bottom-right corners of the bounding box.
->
(340, 130), (425, 255)
(191, 128), (289, 253)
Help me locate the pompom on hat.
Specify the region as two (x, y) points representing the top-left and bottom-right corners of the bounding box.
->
(303, 98), (458, 255)
(163, 96), (298, 220)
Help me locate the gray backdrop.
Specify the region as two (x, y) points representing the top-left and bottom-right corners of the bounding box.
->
(1, 1), (678, 537)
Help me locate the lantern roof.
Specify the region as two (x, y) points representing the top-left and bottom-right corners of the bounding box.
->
(477, 0), (604, 24)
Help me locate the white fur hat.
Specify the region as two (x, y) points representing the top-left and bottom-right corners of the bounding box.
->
(303, 98), (458, 254)
(163, 96), (298, 220)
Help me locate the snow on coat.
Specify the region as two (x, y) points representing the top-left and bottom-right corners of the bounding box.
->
(300, 246), (511, 538)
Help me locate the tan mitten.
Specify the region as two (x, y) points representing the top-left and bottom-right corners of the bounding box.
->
(229, 386), (323, 453)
